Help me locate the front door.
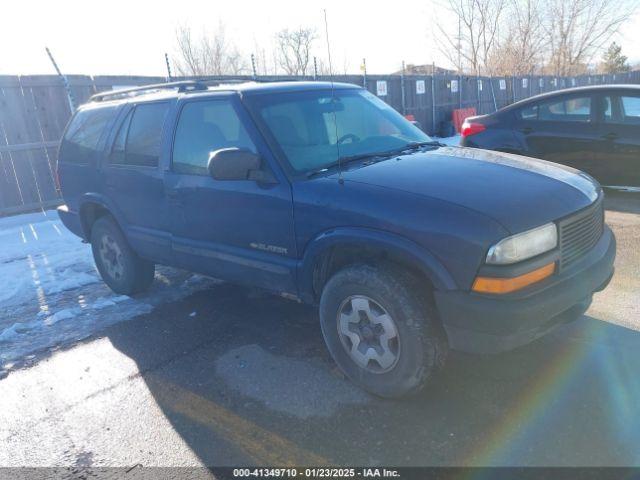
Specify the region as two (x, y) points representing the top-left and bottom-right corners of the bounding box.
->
(164, 95), (298, 294)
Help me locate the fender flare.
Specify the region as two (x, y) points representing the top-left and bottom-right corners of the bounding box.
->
(297, 227), (458, 301)
(77, 193), (128, 240)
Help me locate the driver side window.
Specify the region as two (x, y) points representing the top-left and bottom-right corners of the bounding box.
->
(172, 99), (256, 175)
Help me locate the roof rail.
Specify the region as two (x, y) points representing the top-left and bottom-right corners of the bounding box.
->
(90, 81), (207, 102)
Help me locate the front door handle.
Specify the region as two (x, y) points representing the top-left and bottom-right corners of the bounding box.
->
(601, 132), (618, 141)
(520, 127), (533, 135)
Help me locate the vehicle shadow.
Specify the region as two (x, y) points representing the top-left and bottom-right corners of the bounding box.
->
(603, 190), (640, 214)
(106, 283), (640, 467)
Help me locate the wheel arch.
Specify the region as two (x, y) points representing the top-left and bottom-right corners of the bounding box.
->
(78, 193), (123, 241)
(298, 227), (457, 303)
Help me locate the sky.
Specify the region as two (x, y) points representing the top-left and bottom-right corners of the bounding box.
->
(1, 0), (639, 76)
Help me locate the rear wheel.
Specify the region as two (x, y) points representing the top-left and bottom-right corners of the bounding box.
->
(319, 264), (448, 398)
(90, 216), (155, 295)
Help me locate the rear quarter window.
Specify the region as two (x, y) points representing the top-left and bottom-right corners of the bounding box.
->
(59, 106), (118, 164)
(519, 104), (539, 120)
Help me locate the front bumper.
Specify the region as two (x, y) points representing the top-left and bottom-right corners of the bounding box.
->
(434, 226), (616, 354)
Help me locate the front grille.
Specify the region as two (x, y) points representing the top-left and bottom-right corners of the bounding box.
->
(558, 198), (604, 271)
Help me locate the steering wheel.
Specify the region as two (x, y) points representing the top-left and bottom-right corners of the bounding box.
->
(337, 133), (360, 144)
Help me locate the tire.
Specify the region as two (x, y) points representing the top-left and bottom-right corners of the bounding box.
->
(319, 264), (448, 398)
(90, 216), (155, 295)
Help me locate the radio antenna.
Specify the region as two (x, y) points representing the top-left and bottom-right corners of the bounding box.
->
(323, 9), (343, 184)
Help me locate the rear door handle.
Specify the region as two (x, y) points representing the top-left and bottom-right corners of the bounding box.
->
(520, 127), (533, 135)
(601, 132), (618, 141)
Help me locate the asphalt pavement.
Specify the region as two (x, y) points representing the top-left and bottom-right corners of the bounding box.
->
(1, 191), (639, 469)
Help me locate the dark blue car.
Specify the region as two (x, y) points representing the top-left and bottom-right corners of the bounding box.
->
(460, 85), (640, 189)
(57, 81), (615, 397)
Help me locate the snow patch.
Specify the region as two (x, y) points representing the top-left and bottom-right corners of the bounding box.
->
(91, 298), (117, 310)
(44, 308), (77, 326)
(0, 210), (219, 370)
(434, 134), (461, 147)
(43, 270), (98, 295)
(0, 324), (28, 343)
(0, 210), (97, 309)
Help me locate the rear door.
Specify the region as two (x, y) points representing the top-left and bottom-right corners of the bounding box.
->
(593, 91), (640, 187)
(163, 95), (297, 294)
(514, 93), (602, 177)
(102, 100), (173, 263)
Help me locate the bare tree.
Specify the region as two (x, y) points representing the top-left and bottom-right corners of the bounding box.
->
(487, 0), (547, 75)
(544, 0), (638, 76)
(251, 41), (278, 76)
(276, 27), (317, 75)
(173, 24), (248, 76)
(435, 0), (506, 74)
(436, 0), (638, 76)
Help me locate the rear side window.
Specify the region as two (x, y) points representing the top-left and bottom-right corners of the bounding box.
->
(539, 97), (591, 122)
(110, 111), (133, 165)
(60, 106), (117, 164)
(520, 97), (591, 123)
(109, 102), (169, 167)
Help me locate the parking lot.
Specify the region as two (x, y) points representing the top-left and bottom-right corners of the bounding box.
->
(0, 191), (639, 469)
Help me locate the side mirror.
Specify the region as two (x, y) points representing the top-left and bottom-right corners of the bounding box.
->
(207, 148), (261, 181)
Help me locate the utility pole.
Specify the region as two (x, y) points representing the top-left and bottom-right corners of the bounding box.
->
(476, 72), (481, 113)
(431, 61), (437, 136)
(164, 53), (172, 82)
(457, 17), (462, 74)
(45, 47), (75, 112)
(400, 61), (407, 115)
(313, 56), (318, 80)
(251, 54), (257, 80)
(362, 58), (367, 89)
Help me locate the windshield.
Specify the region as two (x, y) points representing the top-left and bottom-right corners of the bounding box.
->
(249, 89), (432, 174)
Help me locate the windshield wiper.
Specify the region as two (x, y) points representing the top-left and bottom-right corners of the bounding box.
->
(305, 141), (443, 178)
(402, 140), (445, 149)
(306, 152), (391, 178)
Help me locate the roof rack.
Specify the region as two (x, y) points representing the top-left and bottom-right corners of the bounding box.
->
(89, 77), (310, 103)
(90, 81), (207, 102)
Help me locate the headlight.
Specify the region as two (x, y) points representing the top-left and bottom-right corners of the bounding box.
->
(486, 223), (558, 265)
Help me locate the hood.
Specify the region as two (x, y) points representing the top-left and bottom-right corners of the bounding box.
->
(333, 146), (599, 233)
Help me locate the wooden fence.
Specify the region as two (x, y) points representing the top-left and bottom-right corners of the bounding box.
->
(1, 71), (639, 216)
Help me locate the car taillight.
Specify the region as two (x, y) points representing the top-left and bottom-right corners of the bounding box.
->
(461, 120), (486, 137)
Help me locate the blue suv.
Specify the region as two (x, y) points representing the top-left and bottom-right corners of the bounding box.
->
(57, 81), (615, 397)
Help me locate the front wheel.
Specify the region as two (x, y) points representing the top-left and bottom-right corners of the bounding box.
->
(319, 264), (448, 398)
(90, 216), (155, 295)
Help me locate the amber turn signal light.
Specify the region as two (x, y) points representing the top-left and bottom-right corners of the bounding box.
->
(472, 262), (556, 294)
